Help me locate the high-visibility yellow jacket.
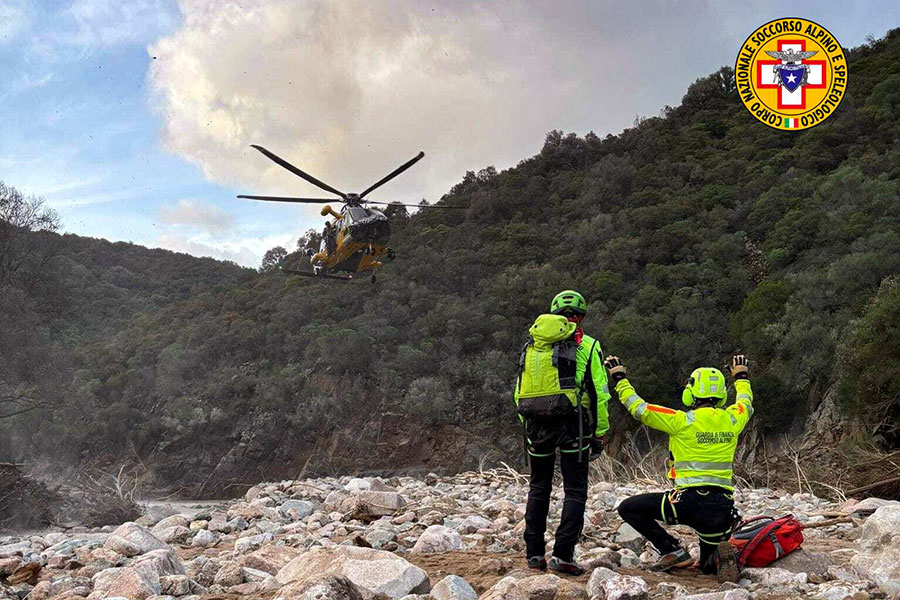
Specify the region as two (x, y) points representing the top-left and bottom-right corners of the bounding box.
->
(614, 378), (754, 491)
(578, 333), (611, 437)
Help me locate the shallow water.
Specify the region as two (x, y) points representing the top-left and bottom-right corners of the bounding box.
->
(139, 498), (229, 521)
(0, 499), (229, 540)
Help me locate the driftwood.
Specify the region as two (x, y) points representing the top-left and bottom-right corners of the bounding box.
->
(803, 516), (855, 529)
(844, 475), (900, 496)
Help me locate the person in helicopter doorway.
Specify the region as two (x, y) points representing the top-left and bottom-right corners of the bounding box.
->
(514, 290), (611, 576)
(603, 354), (753, 583)
(322, 220), (337, 255)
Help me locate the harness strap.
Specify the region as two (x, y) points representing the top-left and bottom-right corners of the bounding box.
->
(575, 339), (598, 463)
(516, 338), (532, 394)
(735, 516), (773, 530)
(661, 490), (680, 524)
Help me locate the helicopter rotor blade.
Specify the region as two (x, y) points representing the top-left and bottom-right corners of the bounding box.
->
(364, 200), (467, 209)
(237, 195), (340, 204)
(249, 145), (347, 199)
(359, 151), (425, 199)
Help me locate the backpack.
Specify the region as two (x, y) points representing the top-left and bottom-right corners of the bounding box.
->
(515, 337), (579, 418)
(730, 515), (804, 568)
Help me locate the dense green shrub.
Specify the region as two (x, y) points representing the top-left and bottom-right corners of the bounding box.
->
(838, 277), (900, 443)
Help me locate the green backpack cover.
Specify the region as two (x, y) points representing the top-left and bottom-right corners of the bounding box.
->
(515, 314), (579, 418)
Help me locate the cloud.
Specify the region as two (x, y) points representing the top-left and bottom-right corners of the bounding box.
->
(154, 198), (292, 266)
(150, 1), (739, 205)
(46, 190), (136, 209)
(146, 1), (900, 223)
(158, 198), (236, 235)
(0, 0), (29, 44)
(149, 1), (809, 207)
(154, 230), (297, 267)
(62, 0), (177, 49)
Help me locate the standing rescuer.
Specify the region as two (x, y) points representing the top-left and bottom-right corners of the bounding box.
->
(514, 290), (610, 575)
(603, 354), (753, 582)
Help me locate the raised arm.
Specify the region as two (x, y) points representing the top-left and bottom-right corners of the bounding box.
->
(604, 356), (687, 435)
(726, 355), (754, 431)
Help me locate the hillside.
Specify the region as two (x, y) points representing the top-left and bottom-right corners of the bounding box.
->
(0, 227), (252, 461)
(3, 29), (900, 498)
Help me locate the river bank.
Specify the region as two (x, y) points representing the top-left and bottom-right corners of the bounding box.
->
(1, 470), (899, 599)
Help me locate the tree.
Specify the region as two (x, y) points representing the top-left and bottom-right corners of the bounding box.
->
(382, 202), (409, 221)
(0, 182), (61, 288)
(260, 246), (287, 273)
(297, 229), (322, 254)
(839, 277), (900, 442)
(0, 183), (65, 423)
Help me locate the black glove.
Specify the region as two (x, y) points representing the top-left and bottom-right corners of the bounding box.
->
(589, 436), (604, 461)
(604, 355), (627, 382)
(731, 355), (749, 380)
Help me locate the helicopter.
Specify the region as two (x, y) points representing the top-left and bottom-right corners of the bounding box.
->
(238, 145), (464, 282)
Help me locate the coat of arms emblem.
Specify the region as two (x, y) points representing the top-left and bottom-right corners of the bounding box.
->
(765, 49), (819, 93)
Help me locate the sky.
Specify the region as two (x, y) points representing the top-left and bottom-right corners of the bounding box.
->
(1, 1), (899, 268)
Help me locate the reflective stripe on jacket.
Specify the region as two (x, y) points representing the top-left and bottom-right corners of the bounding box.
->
(615, 378), (754, 491)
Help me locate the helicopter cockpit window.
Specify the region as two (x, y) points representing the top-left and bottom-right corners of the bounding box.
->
(346, 207), (369, 222)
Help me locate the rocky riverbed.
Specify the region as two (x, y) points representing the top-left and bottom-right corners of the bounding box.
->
(0, 470), (898, 600)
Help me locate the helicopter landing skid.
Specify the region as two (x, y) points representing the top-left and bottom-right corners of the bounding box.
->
(283, 268), (354, 281)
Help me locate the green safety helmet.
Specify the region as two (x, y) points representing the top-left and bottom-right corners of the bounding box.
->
(550, 290), (587, 316)
(682, 367), (728, 408)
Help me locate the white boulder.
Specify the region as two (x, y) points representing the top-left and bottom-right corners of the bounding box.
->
(191, 529), (217, 548)
(277, 574), (365, 600)
(276, 546), (430, 600)
(587, 567), (649, 600)
(851, 505), (900, 594)
(680, 591), (750, 600)
(431, 575), (477, 600)
(411, 525), (463, 554)
(104, 523), (169, 557)
(280, 500), (315, 519)
(741, 567), (807, 587)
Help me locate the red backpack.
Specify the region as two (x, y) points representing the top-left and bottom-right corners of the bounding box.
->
(729, 515), (804, 568)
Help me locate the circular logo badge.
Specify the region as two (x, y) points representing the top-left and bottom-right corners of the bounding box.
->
(735, 18), (848, 131)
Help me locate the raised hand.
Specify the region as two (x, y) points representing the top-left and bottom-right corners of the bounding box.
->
(731, 355), (749, 379)
(604, 355), (627, 381)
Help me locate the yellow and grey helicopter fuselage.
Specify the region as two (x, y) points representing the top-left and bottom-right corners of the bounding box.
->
(311, 203), (391, 275)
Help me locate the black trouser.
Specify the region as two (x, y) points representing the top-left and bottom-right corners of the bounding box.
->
(524, 447), (589, 561)
(617, 487), (736, 573)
